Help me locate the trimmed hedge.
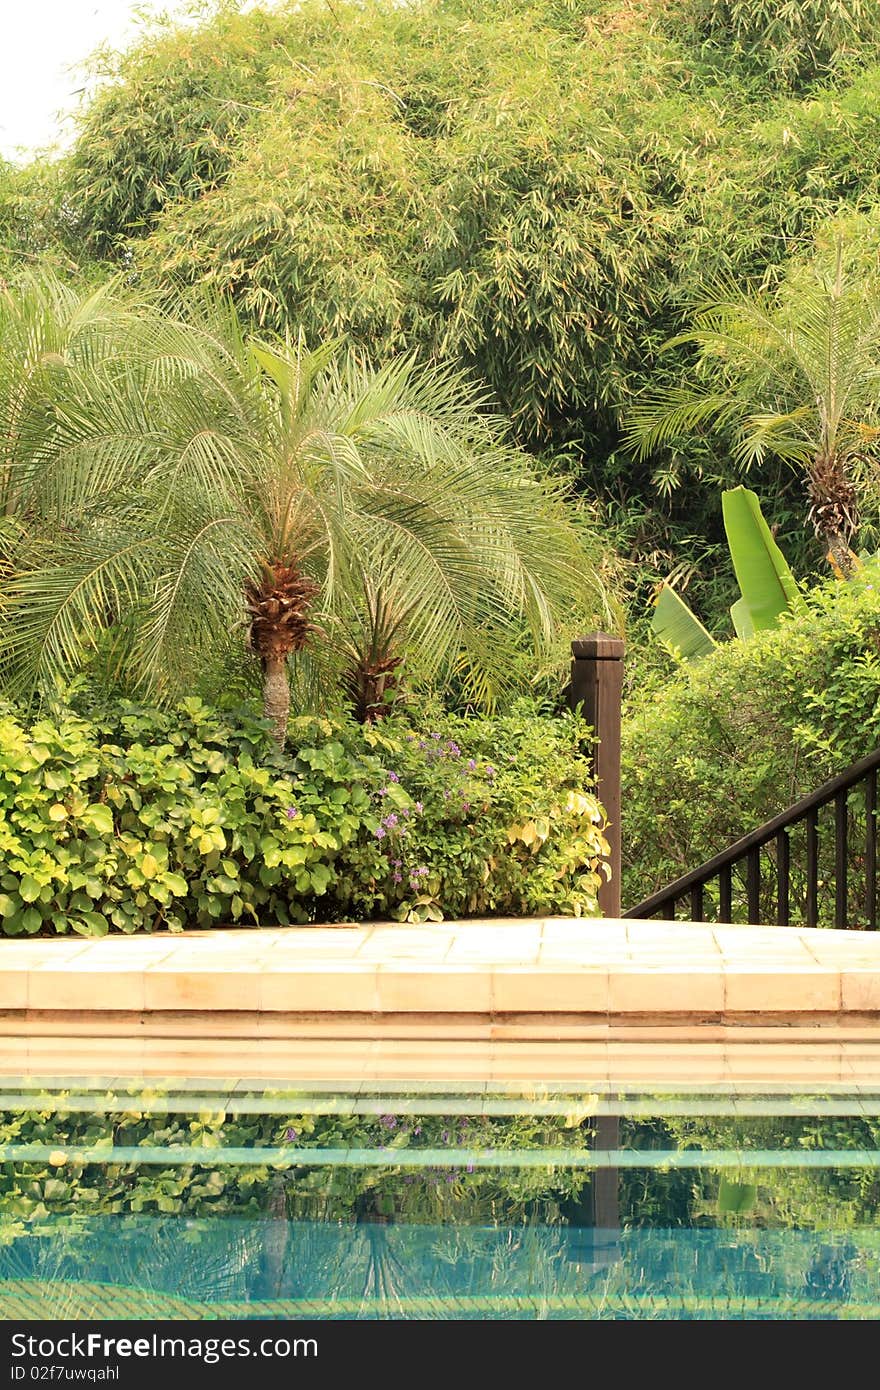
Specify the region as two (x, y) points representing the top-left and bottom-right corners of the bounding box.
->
(0, 697), (608, 936)
(622, 563), (880, 911)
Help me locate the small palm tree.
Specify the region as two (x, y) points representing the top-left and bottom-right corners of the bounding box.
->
(625, 248), (880, 574)
(1, 285), (614, 745)
(0, 273), (140, 574)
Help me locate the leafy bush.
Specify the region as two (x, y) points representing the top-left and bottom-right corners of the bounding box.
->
(0, 697), (607, 936)
(622, 563), (880, 912)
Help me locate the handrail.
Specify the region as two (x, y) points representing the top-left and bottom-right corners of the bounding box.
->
(625, 745), (880, 924)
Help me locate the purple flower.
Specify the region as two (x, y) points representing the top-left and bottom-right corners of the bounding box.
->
(285, 806), (299, 819)
(430, 732), (442, 741)
(462, 801), (472, 813)
(406, 734), (416, 742)
(392, 872), (402, 884)
(446, 1173), (455, 1184)
(376, 786), (388, 798)
(374, 826), (386, 840)
(441, 1129), (450, 1144)
(485, 765), (495, 779)
(285, 1128), (298, 1141)
(467, 758), (477, 771)
(401, 806), (410, 818)
(466, 1163), (475, 1174)
(392, 858), (402, 868)
(415, 866), (428, 878)
(442, 789), (451, 802)
(413, 1125), (422, 1136)
(379, 1114), (397, 1130)
(414, 801), (423, 814)
(387, 771), (400, 783)
(383, 813), (398, 828)
(418, 740), (427, 750)
(446, 741), (461, 757)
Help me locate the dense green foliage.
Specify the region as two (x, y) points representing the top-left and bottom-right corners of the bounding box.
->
(0, 696), (607, 935)
(0, 275), (615, 729)
(12, 0), (874, 616)
(622, 563), (880, 911)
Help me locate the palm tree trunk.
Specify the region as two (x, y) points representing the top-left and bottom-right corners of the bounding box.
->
(262, 655), (290, 749)
(825, 528), (856, 578)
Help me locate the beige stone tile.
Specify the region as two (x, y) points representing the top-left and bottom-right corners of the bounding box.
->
(360, 937), (457, 962)
(0, 971), (28, 1008)
(144, 969), (261, 1011)
(608, 969), (724, 1014)
(376, 966), (492, 1013)
(724, 970), (841, 1012)
(841, 972), (880, 1011)
(28, 963), (146, 1012)
(0, 942), (93, 969)
(261, 964), (379, 1012)
(269, 933), (371, 953)
(492, 968), (608, 1013)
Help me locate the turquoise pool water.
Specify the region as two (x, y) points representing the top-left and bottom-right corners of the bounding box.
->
(1, 1082), (879, 1319)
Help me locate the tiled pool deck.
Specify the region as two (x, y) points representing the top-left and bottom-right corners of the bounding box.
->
(2, 917), (880, 1019)
(3, 919), (880, 1087)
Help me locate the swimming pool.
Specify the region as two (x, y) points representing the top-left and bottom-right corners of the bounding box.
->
(1, 1076), (878, 1320)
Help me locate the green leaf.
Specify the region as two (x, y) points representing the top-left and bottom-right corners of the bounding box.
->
(650, 584), (716, 662)
(81, 804), (114, 835)
(722, 486), (804, 633)
(19, 875), (41, 903)
(729, 596), (755, 640)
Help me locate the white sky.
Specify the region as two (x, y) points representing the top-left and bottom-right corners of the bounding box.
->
(0, 1), (202, 161)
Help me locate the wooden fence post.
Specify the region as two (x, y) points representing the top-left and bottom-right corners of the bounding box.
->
(569, 634), (624, 918)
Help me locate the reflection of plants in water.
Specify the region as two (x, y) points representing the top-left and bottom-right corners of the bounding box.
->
(0, 1099), (595, 1225)
(655, 1111), (880, 1232)
(619, 1120), (703, 1229)
(2, 1094), (880, 1318)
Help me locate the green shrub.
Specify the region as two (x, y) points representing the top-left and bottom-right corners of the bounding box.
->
(0, 697), (607, 936)
(622, 563), (880, 914)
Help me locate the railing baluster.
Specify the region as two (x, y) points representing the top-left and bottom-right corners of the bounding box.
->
(776, 830), (790, 926)
(867, 769), (877, 930)
(719, 865), (732, 923)
(835, 791), (848, 929)
(746, 848), (761, 924)
(624, 749), (880, 925)
(806, 809), (819, 927)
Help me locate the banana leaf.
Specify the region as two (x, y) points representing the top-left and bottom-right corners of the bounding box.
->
(729, 596), (754, 640)
(722, 486), (804, 632)
(650, 583), (716, 661)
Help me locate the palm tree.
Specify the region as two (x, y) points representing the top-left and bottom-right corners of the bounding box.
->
(625, 248), (880, 575)
(1, 284), (614, 745)
(0, 273), (142, 577)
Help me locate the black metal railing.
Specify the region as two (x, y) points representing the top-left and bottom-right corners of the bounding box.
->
(625, 747), (880, 927)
